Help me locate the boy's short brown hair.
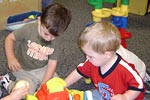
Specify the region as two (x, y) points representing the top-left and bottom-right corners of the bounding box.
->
(79, 22), (121, 54)
(41, 3), (71, 36)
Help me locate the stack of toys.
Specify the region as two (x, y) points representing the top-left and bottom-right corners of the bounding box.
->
(88, 0), (132, 48)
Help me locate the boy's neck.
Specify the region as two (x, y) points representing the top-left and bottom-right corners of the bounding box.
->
(100, 53), (118, 74)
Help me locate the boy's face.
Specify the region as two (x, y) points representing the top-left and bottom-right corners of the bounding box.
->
(82, 45), (110, 67)
(39, 25), (55, 41)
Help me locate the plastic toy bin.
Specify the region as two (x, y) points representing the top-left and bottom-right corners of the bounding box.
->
(6, 11), (41, 31)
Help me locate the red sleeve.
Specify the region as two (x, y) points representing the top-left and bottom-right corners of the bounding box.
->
(76, 60), (92, 78)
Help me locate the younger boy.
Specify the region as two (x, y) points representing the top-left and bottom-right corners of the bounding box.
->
(65, 22), (144, 100)
(4, 3), (71, 95)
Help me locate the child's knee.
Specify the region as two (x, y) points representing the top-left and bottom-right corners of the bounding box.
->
(21, 78), (38, 95)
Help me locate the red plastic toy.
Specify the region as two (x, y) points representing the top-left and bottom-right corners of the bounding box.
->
(36, 84), (70, 100)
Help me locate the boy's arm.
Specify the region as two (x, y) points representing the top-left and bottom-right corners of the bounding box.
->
(41, 59), (57, 84)
(65, 69), (83, 87)
(124, 90), (141, 100)
(111, 90), (141, 100)
(5, 32), (21, 71)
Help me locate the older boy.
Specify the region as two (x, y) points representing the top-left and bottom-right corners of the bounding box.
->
(4, 3), (71, 95)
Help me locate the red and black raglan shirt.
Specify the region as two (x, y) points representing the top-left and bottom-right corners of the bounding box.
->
(76, 53), (145, 100)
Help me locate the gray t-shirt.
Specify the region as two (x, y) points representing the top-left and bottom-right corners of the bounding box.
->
(13, 22), (61, 70)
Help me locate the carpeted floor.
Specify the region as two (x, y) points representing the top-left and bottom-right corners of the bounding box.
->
(0, 0), (150, 99)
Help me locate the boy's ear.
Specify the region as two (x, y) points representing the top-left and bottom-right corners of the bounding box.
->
(104, 51), (113, 58)
(38, 16), (41, 20)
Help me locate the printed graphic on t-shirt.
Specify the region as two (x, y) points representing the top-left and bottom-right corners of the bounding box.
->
(27, 40), (54, 60)
(98, 82), (114, 100)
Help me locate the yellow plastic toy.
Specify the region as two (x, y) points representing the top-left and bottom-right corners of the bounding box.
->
(26, 77), (91, 100)
(84, 78), (92, 84)
(14, 80), (29, 89)
(28, 15), (35, 19)
(46, 77), (66, 93)
(111, 5), (128, 17)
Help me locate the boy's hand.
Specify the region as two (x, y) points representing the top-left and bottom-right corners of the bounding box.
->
(111, 94), (127, 100)
(10, 86), (29, 100)
(8, 57), (21, 71)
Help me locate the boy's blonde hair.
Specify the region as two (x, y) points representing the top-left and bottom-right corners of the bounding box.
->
(79, 22), (121, 54)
